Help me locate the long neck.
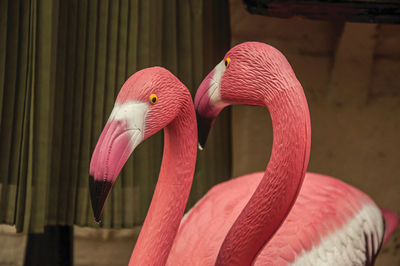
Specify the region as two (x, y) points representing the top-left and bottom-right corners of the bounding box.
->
(129, 97), (197, 265)
(216, 82), (311, 265)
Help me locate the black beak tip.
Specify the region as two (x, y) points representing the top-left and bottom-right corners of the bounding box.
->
(196, 113), (213, 151)
(89, 175), (113, 223)
(198, 142), (205, 151)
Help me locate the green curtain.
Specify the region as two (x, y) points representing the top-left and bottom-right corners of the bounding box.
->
(0, 0), (231, 233)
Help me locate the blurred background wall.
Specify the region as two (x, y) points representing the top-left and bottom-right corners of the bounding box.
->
(1, 0), (399, 265)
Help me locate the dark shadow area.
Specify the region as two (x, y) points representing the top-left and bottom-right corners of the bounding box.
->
(24, 226), (73, 266)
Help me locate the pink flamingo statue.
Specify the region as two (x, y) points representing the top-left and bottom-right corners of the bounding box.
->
(89, 67), (197, 265)
(167, 42), (398, 265)
(89, 44), (397, 266)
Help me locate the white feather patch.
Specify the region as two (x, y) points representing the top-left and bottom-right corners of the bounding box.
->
(108, 101), (148, 150)
(292, 204), (384, 266)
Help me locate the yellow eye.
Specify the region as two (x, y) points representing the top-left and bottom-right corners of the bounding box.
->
(224, 57), (231, 68)
(149, 94), (158, 105)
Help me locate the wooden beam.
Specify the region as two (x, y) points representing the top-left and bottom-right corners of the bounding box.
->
(244, 0), (400, 24)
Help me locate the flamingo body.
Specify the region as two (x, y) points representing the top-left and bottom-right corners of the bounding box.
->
(89, 43), (398, 265)
(181, 41), (397, 265)
(168, 172), (392, 265)
(89, 67), (198, 265)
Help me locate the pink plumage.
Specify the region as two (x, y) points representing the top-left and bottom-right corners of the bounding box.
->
(380, 207), (399, 246)
(89, 43), (397, 266)
(168, 172), (390, 265)
(89, 67), (198, 265)
(167, 42), (397, 265)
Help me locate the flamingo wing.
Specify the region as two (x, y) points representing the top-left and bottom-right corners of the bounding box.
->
(167, 172), (388, 266)
(167, 173), (258, 265)
(255, 172), (385, 266)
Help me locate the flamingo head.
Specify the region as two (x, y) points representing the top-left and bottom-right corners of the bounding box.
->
(194, 42), (296, 149)
(89, 67), (188, 222)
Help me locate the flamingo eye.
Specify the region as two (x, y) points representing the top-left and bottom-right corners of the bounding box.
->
(149, 94), (158, 105)
(224, 57), (231, 68)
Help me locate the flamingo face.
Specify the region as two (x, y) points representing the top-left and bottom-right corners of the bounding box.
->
(194, 60), (228, 148)
(89, 67), (187, 222)
(195, 42), (297, 148)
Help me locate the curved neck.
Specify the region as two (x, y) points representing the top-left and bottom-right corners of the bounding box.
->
(129, 97), (197, 265)
(216, 82), (311, 265)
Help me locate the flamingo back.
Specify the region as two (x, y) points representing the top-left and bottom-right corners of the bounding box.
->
(168, 172), (389, 265)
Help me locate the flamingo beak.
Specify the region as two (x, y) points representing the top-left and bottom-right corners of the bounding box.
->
(196, 112), (215, 150)
(89, 102), (147, 222)
(194, 70), (218, 150)
(195, 61), (227, 149)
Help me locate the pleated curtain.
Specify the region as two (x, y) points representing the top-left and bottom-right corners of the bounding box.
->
(0, 0), (231, 233)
